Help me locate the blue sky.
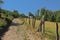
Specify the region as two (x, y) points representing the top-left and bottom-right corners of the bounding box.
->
(2, 0), (60, 15)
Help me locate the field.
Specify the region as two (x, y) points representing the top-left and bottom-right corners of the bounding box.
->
(24, 18), (60, 40)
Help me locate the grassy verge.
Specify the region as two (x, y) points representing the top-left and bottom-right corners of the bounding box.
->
(24, 18), (60, 40)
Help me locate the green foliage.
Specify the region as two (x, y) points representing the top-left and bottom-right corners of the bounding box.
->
(20, 14), (25, 18)
(7, 15), (14, 20)
(0, 19), (7, 29)
(34, 8), (60, 22)
(0, 9), (15, 30)
(41, 8), (46, 15)
(20, 14), (28, 18)
(51, 15), (56, 22)
(13, 10), (20, 18)
(55, 11), (60, 22)
(35, 9), (41, 20)
(56, 16), (60, 22)
(44, 13), (49, 21)
(29, 12), (34, 16)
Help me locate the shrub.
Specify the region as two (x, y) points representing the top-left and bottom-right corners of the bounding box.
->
(7, 15), (14, 20)
(0, 19), (7, 29)
(5, 15), (14, 24)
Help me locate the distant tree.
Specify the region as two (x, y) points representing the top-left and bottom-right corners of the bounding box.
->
(51, 15), (56, 22)
(41, 8), (46, 15)
(44, 12), (48, 21)
(29, 12), (34, 16)
(35, 9), (40, 19)
(55, 10), (60, 22)
(56, 16), (60, 22)
(20, 14), (26, 18)
(13, 10), (20, 18)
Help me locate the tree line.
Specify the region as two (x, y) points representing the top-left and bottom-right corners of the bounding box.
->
(35, 8), (60, 22)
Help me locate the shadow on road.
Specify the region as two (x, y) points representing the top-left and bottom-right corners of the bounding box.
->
(0, 23), (11, 40)
(11, 21), (24, 26)
(0, 21), (24, 40)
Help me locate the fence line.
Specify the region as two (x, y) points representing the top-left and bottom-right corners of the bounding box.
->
(24, 18), (60, 40)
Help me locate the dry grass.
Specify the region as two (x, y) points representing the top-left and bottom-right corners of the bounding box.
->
(25, 18), (60, 33)
(24, 18), (60, 40)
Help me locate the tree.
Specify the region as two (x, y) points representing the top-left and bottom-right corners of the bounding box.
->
(41, 8), (46, 15)
(20, 14), (26, 18)
(13, 10), (20, 18)
(51, 15), (56, 22)
(56, 16), (60, 22)
(55, 10), (60, 22)
(44, 12), (48, 21)
(35, 9), (40, 19)
(29, 12), (34, 17)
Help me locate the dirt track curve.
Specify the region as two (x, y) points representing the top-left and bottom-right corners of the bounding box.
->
(1, 18), (47, 40)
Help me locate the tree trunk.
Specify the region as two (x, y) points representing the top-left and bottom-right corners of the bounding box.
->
(26, 18), (27, 22)
(32, 18), (36, 28)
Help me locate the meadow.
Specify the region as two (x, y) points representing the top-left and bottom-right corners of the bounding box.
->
(24, 18), (60, 40)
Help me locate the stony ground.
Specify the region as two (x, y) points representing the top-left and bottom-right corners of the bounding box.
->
(1, 18), (47, 40)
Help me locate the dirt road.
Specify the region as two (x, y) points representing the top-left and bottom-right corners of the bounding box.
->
(1, 18), (46, 40)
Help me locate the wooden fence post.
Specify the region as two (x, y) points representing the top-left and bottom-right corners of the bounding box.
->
(56, 22), (59, 40)
(37, 15), (45, 40)
(26, 18), (27, 22)
(32, 18), (36, 28)
(29, 16), (30, 25)
(42, 21), (45, 40)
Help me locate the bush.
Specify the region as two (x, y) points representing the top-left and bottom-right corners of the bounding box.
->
(4, 15), (14, 24)
(0, 19), (7, 29)
(56, 16), (60, 22)
(7, 15), (14, 20)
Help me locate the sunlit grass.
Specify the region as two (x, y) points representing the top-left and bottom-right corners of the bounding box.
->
(24, 18), (60, 40)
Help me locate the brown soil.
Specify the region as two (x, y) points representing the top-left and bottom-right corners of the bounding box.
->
(1, 18), (48, 40)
